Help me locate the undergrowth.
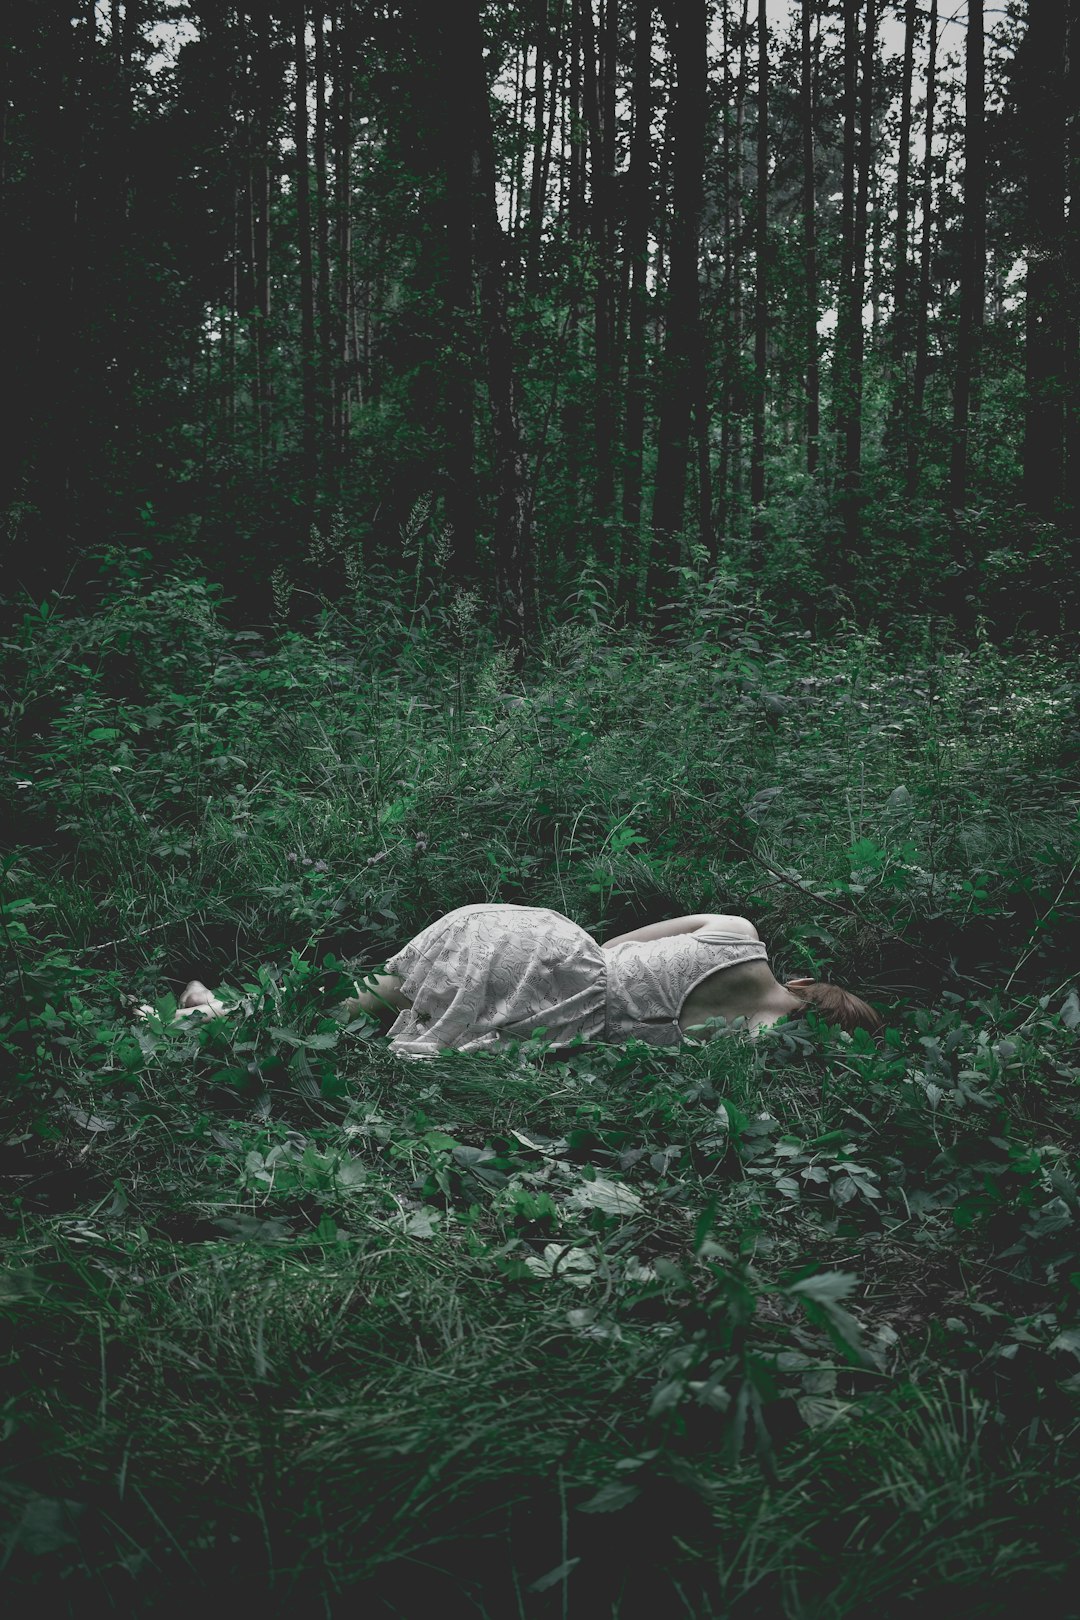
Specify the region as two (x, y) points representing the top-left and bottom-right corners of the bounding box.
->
(1, 548), (1078, 1616)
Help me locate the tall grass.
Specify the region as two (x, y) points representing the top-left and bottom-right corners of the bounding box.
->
(1, 550), (1078, 1615)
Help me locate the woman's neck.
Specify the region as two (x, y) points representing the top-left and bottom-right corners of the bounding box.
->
(693, 960), (802, 1031)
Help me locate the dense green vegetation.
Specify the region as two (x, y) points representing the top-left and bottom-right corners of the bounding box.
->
(2, 555), (1078, 1615)
(3, 0), (1079, 1610)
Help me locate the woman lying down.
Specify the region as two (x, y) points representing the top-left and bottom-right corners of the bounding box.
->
(166, 902), (883, 1059)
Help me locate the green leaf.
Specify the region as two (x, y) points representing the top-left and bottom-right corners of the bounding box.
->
(787, 1271), (858, 1306)
(693, 1196), (718, 1254)
(4, 1492), (84, 1555)
(422, 1130), (460, 1153)
(567, 1176), (643, 1216)
(528, 1558), (581, 1592)
(336, 1158), (367, 1189)
(523, 1244), (596, 1285)
(579, 1480), (641, 1513)
(647, 1381), (684, 1417)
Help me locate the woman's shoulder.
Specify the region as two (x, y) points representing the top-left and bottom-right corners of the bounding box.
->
(694, 914), (760, 942)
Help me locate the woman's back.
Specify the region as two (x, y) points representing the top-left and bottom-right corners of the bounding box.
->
(602, 928), (769, 1045)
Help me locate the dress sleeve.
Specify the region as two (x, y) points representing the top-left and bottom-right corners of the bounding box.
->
(692, 920), (768, 952)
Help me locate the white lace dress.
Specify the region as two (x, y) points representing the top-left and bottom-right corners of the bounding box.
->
(381, 903), (767, 1061)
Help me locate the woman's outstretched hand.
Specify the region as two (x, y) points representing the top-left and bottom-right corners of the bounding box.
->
(133, 979), (231, 1024)
(134, 974), (404, 1028)
(178, 980), (228, 1017)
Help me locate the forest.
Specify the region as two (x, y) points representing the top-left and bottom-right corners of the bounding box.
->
(2, 1), (1079, 1615)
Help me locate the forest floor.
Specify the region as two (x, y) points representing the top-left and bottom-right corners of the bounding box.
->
(2, 559), (1079, 1617)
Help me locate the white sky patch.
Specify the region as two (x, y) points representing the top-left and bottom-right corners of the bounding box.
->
(144, 4), (197, 75)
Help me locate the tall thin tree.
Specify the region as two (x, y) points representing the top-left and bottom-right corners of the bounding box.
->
(887, 0), (916, 457)
(907, 0), (937, 497)
(525, 0), (550, 296)
(438, 2), (479, 576)
(800, 0), (819, 474)
(948, 0), (985, 517)
(716, 0), (735, 530)
(1021, 0), (1068, 517)
(650, 0), (708, 585)
(253, 6), (274, 466)
(728, 0), (750, 521)
(833, 0), (859, 495)
(313, 6), (333, 468)
(619, 0), (653, 595)
(464, 0), (536, 656)
(842, 0), (876, 544)
(332, 3), (353, 465)
(749, 0), (768, 537)
(562, 0), (587, 544)
(581, 0), (618, 544)
(294, 1), (317, 504)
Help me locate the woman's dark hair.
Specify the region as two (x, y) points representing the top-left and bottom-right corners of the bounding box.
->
(785, 980), (883, 1036)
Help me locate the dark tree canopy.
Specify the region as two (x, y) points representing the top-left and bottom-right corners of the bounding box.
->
(1, 1), (1076, 637)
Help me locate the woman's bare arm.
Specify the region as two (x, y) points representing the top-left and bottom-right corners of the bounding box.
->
(337, 969), (411, 1022)
(175, 971), (410, 1024)
(600, 914), (756, 950)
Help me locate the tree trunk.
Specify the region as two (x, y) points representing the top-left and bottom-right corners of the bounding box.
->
(597, 0), (618, 544)
(313, 6), (333, 482)
(650, 0), (707, 589)
(228, 182), (238, 451)
(729, 0), (750, 522)
(580, 0), (617, 550)
(465, 1), (536, 658)
(333, 3), (352, 465)
(907, 0), (937, 498)
(539, 0), (563, 231)
(800, 0), (820, 475)
(694, 373), (714, 557)
(870, 156), (883, 342)
(948, 0), (985, 518)
(508, 42), (526, 249)
(568, 0), (586, 243)
(619, 0), (653, 599)
(1022, 0), (1067, 517)
(653, 44), (674, 354)
(242, 20), (258, 455)
(525, 0), (549, 296)
(832, 0), (859, 531)
(716, 0), (734, 533)
(562, 0), (586, 540)
(295, 1), (317, 506)
(891, 0), (916, 378)
(253, 6), (273, 466)
(748, 0), (768, 539)
(439, 2), (479, 577)
(840, 0), (875, 547)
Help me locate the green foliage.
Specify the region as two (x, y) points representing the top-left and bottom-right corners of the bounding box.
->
(1, 561), (1079, 1614)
